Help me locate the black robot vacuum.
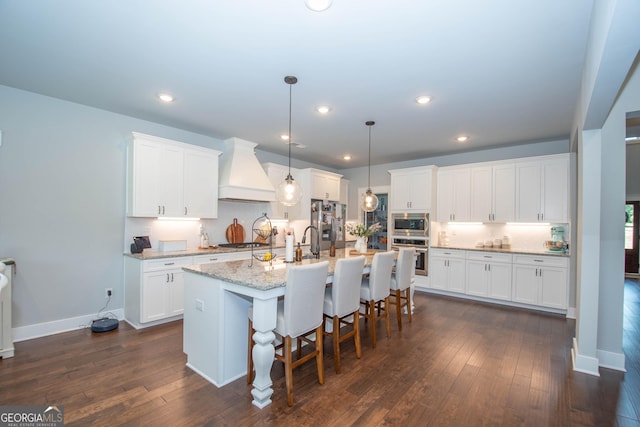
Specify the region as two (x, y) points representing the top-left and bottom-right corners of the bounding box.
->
(91, 317), (119, 332)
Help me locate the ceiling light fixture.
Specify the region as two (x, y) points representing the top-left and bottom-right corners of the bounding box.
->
(360, 121), (379, 212)
(343, 155), (351, 161)
(456, 135), (469, 143)
(415, 95), (431, 105)
(317, 105), (331, 114)
(158, 93), (174, 103)
(280, 134), (289, 141)
(305, 0), (332, 12)
(276, 76), (303, 207)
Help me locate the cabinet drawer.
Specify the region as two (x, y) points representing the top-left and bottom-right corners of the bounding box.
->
(193, 252), (249, 264)
(513, 254), (568, 268)
(466, 251), (512, 263)
(144, 257), (193, 272)
(430, 248), (466, 259)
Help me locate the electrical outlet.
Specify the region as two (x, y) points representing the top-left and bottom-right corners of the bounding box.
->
(196, 299), (204, 312)
(105, 288), (113, 298)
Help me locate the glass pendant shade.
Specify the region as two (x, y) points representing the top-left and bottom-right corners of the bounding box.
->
(277, 75), (303, 207)
(360, 188), (379, 212)
(276, 173), (303, 206)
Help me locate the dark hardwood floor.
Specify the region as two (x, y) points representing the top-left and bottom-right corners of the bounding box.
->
(1, 281), (640, 426)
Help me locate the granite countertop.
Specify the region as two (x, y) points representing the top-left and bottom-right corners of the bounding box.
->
(124, 243), (294, 260)
(430, 245), (570, 257)
(0, 258), (15, 265)
(182, 248), (378, 290)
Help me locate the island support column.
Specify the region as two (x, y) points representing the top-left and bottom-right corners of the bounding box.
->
(250, 296), (278, 408)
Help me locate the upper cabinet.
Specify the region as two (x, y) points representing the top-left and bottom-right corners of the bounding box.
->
(436, 167), (470, 221)
(388, 166), (436, 212)
(298, 168), (342, 201)
(127, 132), (221, 219)
(263, 162), (304, 220)
(515, 154), (569, 223)
(470, 163), (515, 223)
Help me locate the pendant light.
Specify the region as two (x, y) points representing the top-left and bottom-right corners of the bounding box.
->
(360, 120), (379, 212)
(276, 76), (303, 206)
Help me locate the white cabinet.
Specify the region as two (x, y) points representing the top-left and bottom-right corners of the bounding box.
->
(298, 168), (342, 201)
(340, 178), (349, 205)
(182, 147), (221, 218)
(388, 166), (436, 212)
(515, 155), (569, 223)
(470, 163), (515, 222)
(512, 254), (568, 309)
(125, 256), (193, 328)
(465, 251), (512, 300)
(193, 251), (251, 264)
(263, 162), (304, 220)
(127, 132), (221, 218)
(430, 248), (466, 293)
(437, 167), (471, 221)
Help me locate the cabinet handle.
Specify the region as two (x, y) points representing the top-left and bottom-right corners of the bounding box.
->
(533, 259), (543, 263)
(184, 207), (187, 215)
(488, 264), (491, 272)
(164, 262), (175, 266)
(158, 205), (162, 215)
(483, 255), (492, 258)
(162, 205), (165, 215)
(539, 269), (543, 277)
(166, 273), (170, 282)
(171, 273), (174, 282)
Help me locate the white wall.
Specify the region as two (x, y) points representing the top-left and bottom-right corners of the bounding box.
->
(0, 85), (334, 337)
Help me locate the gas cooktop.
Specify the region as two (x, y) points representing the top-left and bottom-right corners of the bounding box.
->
(218, 242), (269, 249)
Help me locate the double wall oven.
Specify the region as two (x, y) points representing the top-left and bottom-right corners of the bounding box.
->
(390, 212), (429, 276)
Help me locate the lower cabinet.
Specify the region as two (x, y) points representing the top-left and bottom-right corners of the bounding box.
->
(125, 256), (194, 328)
(125, 251), (255, 329)
(430, 249), (466, 293)
(512, 255), (568, 309)
(465, 252), (512, 300)
(427, 249), (569, 312)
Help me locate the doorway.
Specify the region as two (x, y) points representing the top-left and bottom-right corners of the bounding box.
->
(626, 201), (639, 275)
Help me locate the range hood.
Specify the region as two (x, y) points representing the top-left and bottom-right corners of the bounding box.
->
(218, 137), (276, 202)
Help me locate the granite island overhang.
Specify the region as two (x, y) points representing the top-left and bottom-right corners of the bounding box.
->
(181, 248), (379, 409)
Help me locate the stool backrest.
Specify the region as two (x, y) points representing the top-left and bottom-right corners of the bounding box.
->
(331, 256), (366, 318)
(283, 261), (330, 337)
(393, 247), (416, 291)
(369, 251), (395, 302)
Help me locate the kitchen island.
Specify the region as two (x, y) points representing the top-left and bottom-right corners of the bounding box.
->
(181, 248), (378, 409)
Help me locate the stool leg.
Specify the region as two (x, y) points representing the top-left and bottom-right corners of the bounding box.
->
(384, 296), (391, 338)
(247, 319), (254, 384)
(406, 289), (413, 323)
(369, 300), (377, 348)
(284, 336), (294, 407)
(332, 316), (341, 373)
(354, 310), (362, 359)
(395, 290), (403, 331)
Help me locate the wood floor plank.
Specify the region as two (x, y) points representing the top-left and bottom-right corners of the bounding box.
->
(1, 282), (640, 426)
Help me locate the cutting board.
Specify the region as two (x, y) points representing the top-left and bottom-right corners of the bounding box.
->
(225, 218), (245, 244)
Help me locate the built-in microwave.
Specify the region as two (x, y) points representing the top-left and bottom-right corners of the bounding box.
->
(391, 212), (429, 237)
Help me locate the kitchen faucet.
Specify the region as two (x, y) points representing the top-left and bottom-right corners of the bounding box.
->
(301, 225), (321, 259)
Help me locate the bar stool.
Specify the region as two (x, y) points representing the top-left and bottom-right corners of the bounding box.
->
(389, 247), (415, 330)
(322, 255), (366, 373)
(247, 261), (330, 406)
(360, 251), (395, 348)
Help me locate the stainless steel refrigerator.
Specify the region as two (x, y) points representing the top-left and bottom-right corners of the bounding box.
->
(310, 200), (346, 251)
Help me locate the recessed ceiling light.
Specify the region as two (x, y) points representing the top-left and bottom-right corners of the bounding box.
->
(415, 95), (431, 105)
(317, 105), (331, 114)
(158, 93), (174, 103)
(305, 0), (332, 12)
(280, 134), (289, 141)
(456, 136), (469, 143)
(343, 155), (351, 161)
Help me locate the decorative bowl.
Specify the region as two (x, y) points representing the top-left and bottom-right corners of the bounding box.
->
(544, 240), (565, 251)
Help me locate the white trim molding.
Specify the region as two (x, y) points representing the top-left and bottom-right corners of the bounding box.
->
(571, 337), (600, 376)
(597, 348), (626, 372)
(13, 309), (124, 342)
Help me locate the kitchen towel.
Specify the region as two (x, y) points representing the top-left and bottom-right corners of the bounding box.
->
(285, 235), (294, 262)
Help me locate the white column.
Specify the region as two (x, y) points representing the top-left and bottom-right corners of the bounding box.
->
(572, 129), (602, 375)
(250, 296), (278, 408)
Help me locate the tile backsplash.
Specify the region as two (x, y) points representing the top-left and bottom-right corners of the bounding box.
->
(430, 221), (570, 251)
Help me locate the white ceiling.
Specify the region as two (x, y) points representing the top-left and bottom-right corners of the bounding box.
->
(0, 1), (595, 169)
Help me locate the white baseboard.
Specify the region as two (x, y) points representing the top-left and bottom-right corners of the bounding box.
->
(597, 348), (626, 372)
(571, 337), (600, 376)
(566, 306), (576, 319)
(13, 309), (124, 342)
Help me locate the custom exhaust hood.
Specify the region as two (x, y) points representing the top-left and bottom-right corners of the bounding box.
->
(218, 137), (276, 202)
